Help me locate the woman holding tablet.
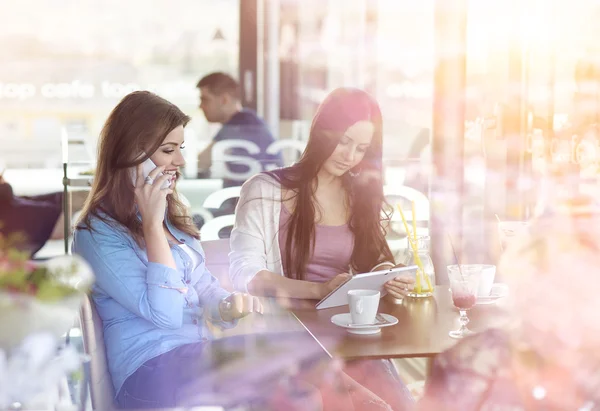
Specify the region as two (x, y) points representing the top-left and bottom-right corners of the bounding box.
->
(230, 87), (414, 300)
(230, 87), (415, 410)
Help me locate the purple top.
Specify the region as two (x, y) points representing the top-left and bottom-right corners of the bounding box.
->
(278, 205), (354, 282)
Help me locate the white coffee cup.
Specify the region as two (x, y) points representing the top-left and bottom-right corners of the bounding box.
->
(348, 289), (380, 325)
(478, 264), (497, 296)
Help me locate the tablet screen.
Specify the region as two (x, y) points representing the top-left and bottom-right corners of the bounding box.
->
(315, 265), (418, 309)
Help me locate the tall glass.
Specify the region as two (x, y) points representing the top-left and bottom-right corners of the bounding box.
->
(402, 235), (435, 298)
(447, 265), (481, 339)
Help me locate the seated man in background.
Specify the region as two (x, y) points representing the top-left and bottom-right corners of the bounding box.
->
(0, 171), (87, 256)
(196, 72), (283, 188)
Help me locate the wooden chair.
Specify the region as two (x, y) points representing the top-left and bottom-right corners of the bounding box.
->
(79, 294), (116, 411)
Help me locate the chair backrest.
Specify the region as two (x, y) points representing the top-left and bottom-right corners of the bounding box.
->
(200, 214), (236, 241)
(384, 185), (430, 221)
(202, 186), (242, 209)
(80, 294), (117, 411)
(202, 238), (232, 291)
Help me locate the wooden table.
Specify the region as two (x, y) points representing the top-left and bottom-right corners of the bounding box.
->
(291, 287), (510, 360)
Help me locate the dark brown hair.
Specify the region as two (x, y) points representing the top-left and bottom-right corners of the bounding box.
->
(77, 91), (198, 245)
(196, 72), (240, 100)
(269, 88), (394, 280)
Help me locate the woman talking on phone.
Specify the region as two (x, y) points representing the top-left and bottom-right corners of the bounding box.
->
(229, 87), (415, 410)
(72, 91), (269, 408)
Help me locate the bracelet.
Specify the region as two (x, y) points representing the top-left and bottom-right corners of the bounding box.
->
(371, 261), (395, 272)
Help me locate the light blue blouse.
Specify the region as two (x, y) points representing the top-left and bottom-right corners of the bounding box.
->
(72, 212), (233, 397)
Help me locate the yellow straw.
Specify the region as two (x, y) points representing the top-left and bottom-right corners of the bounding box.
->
(411, 200), (418, 242)
(411, 201), (433, 292)
(397, 204), (424, 292)
(410, 201), (422, 293)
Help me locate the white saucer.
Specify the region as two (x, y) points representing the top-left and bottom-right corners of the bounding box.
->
(476, 283), (509, 305)
(331, 313), (398, 335)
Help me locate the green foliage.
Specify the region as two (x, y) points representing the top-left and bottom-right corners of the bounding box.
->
(0, 231), (82, 302)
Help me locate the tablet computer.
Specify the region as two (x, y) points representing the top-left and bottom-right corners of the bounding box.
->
(315, 265), (418, 310)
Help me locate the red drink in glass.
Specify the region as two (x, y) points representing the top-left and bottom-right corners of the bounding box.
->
(452, 292), (476, 310)
(447, 264), (482, 339)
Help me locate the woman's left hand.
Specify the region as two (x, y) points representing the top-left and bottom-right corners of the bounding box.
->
(384, 274), (415, 299)
(219, 292), (264, 322)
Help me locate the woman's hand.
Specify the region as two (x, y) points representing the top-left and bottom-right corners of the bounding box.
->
(135, 164), (173, 228)
(384, 274), (415, 299)
(219, 292), (264, 322)
(321, 273), (352, 298)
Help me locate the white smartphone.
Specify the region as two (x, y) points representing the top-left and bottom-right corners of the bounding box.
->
(131, 157), (171, 189)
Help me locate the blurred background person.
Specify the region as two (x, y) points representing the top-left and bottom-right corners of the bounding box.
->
(0, 170), (87, 256)
(196, 72), (283, 188)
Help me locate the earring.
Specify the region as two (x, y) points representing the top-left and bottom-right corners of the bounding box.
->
(348, 169), (361, 178)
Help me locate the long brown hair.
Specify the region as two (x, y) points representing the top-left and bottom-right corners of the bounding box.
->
(77, 91), (198, 245)
(269, 88), (394, 280)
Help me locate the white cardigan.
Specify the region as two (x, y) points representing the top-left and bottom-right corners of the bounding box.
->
(228, 173), (395, 292)
(229, 173), (284, 292)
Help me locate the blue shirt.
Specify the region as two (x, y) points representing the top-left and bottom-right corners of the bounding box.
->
(72, 213), (233, 397)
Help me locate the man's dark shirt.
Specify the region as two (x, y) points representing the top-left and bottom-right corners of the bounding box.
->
(213, 109), (284, 188)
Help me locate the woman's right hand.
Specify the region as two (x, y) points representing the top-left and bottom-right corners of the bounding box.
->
(322, 273), (352, 298)
(135, 164), (173, 228)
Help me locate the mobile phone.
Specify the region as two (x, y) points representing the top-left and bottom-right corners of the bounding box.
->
(131, 157), (171, 189)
